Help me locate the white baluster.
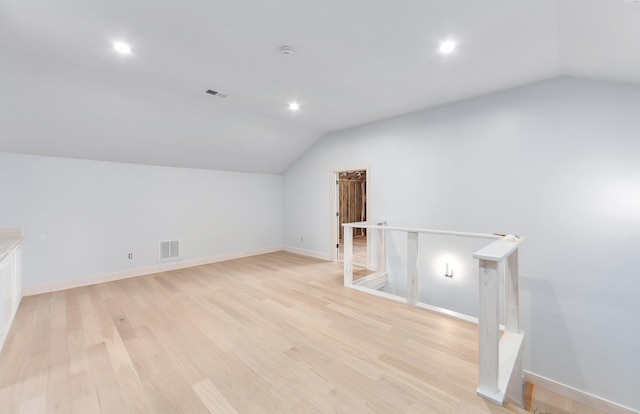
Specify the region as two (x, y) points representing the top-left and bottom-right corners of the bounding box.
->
(407, 232), (419, 306)
(505, 249), (520, 333)
(344, 226), (353, 287)
(376, 223), (386, 273)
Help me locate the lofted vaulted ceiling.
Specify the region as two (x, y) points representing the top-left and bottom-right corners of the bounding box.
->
(1, 0), (639, 174)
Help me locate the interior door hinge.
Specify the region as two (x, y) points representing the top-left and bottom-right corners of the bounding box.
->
(336, 212), (339, 217)
(336, 244), (339, 249)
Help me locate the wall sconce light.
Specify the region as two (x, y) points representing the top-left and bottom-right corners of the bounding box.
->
(445, 263), (453, 278)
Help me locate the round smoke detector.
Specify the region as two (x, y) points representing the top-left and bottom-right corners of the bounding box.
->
(280, 46), (295, 56)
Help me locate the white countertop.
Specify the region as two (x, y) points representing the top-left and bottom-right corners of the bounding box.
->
(0, 228), (23, 262)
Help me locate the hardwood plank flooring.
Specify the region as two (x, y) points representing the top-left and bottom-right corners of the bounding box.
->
(523, 383), (614, 414)
(0, 252), (602, 413)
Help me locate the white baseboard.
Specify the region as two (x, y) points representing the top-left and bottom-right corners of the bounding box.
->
(524, 371), (639, 414)
(23, 246), (283, 296)
(415, 302), (480, 326)
(282, 246), (330, 261)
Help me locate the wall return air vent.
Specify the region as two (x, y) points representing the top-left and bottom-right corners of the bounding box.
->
(205, 89), (228, 98)
(159, 240), (180, 261)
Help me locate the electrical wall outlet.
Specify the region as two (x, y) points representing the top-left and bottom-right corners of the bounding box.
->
(128, 253), (133, 259)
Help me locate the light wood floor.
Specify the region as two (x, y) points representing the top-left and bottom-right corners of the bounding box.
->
(0, 252), (604, 413)
(523, 383), (613, 414)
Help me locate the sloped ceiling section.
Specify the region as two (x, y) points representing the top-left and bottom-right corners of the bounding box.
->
(559, 0), (640, 83)
(0, 48), (319, 174)
(0, 0), (638, 174)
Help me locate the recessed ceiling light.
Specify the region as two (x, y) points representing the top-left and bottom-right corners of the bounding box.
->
(439, 40), (457, 55)
(288, 102), (300, 111)
(113, 41), (132, 54)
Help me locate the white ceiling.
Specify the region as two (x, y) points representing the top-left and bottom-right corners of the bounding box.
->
(1, 0), (639, 174)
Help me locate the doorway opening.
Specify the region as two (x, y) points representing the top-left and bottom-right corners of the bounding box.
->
(333, 169), (368, 266)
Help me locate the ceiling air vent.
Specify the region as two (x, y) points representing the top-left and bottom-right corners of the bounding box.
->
(159, 240), (180, 261)
(205, 89), (228, 98)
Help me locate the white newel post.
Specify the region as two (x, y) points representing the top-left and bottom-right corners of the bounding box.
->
(474, 237), (524, 406)
(478, 259), (499, 395)
(344, 226), (353, 287)
(407, 232), (419, 306)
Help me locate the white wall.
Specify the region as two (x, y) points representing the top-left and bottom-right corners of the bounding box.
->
(0, 152), (283, 289)
(283, 77), (640, 410)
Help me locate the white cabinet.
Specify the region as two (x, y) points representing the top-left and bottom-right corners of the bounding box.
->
(0, 257), (10, 336)
(0, 235), (22, 352)
(12, 245), (22, 306)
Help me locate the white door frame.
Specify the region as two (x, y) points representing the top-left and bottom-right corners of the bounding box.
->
(330, 166), (371, 268)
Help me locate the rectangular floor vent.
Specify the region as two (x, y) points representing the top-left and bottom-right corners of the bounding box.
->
(159, 240), (180, 261)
